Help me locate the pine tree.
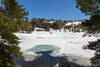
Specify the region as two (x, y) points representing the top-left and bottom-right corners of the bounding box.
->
(0, 0), (28, 66)
(2, 0), (29, 32)
(87, 39), (100, 67)
(75, 0), (100, 66)
(75, 0), (100, 15)
(43, 23), (50, 31)
(56, 20), (62, 31)
(52, 21), (62, 31)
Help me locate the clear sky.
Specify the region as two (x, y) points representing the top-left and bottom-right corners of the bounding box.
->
(18, 0), (90, 20)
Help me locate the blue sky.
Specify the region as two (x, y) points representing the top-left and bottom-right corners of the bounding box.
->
(18, 0), (90, 20)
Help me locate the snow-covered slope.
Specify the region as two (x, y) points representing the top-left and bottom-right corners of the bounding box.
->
(15, 31), (97, 58)
(65, 21), (81, 26)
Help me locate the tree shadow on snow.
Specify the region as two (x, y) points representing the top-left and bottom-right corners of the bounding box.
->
(12, 50), (88, 67)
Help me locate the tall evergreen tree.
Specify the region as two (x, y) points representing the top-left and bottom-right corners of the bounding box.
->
(0, 0), (28, 66)
(75, 0), (100, 66)
(43, 23), (50, 31)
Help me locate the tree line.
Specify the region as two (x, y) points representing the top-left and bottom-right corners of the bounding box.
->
(31, 18), (63, 31)
(30, 18), (84, 32)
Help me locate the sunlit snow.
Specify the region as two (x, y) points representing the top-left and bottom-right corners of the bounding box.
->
(15, 31), (97, 59)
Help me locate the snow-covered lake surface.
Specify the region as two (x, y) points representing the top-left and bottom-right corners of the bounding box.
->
(15, 31), (97, 59)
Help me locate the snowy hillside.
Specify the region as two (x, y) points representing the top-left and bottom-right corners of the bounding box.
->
(65, 21), (81, 26)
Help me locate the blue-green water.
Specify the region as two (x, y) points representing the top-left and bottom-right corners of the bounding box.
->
(27, 45), (60, 52)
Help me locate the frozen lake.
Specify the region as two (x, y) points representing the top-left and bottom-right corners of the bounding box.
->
(15, 31), (97, 58)
(15, 31), (97, 66)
